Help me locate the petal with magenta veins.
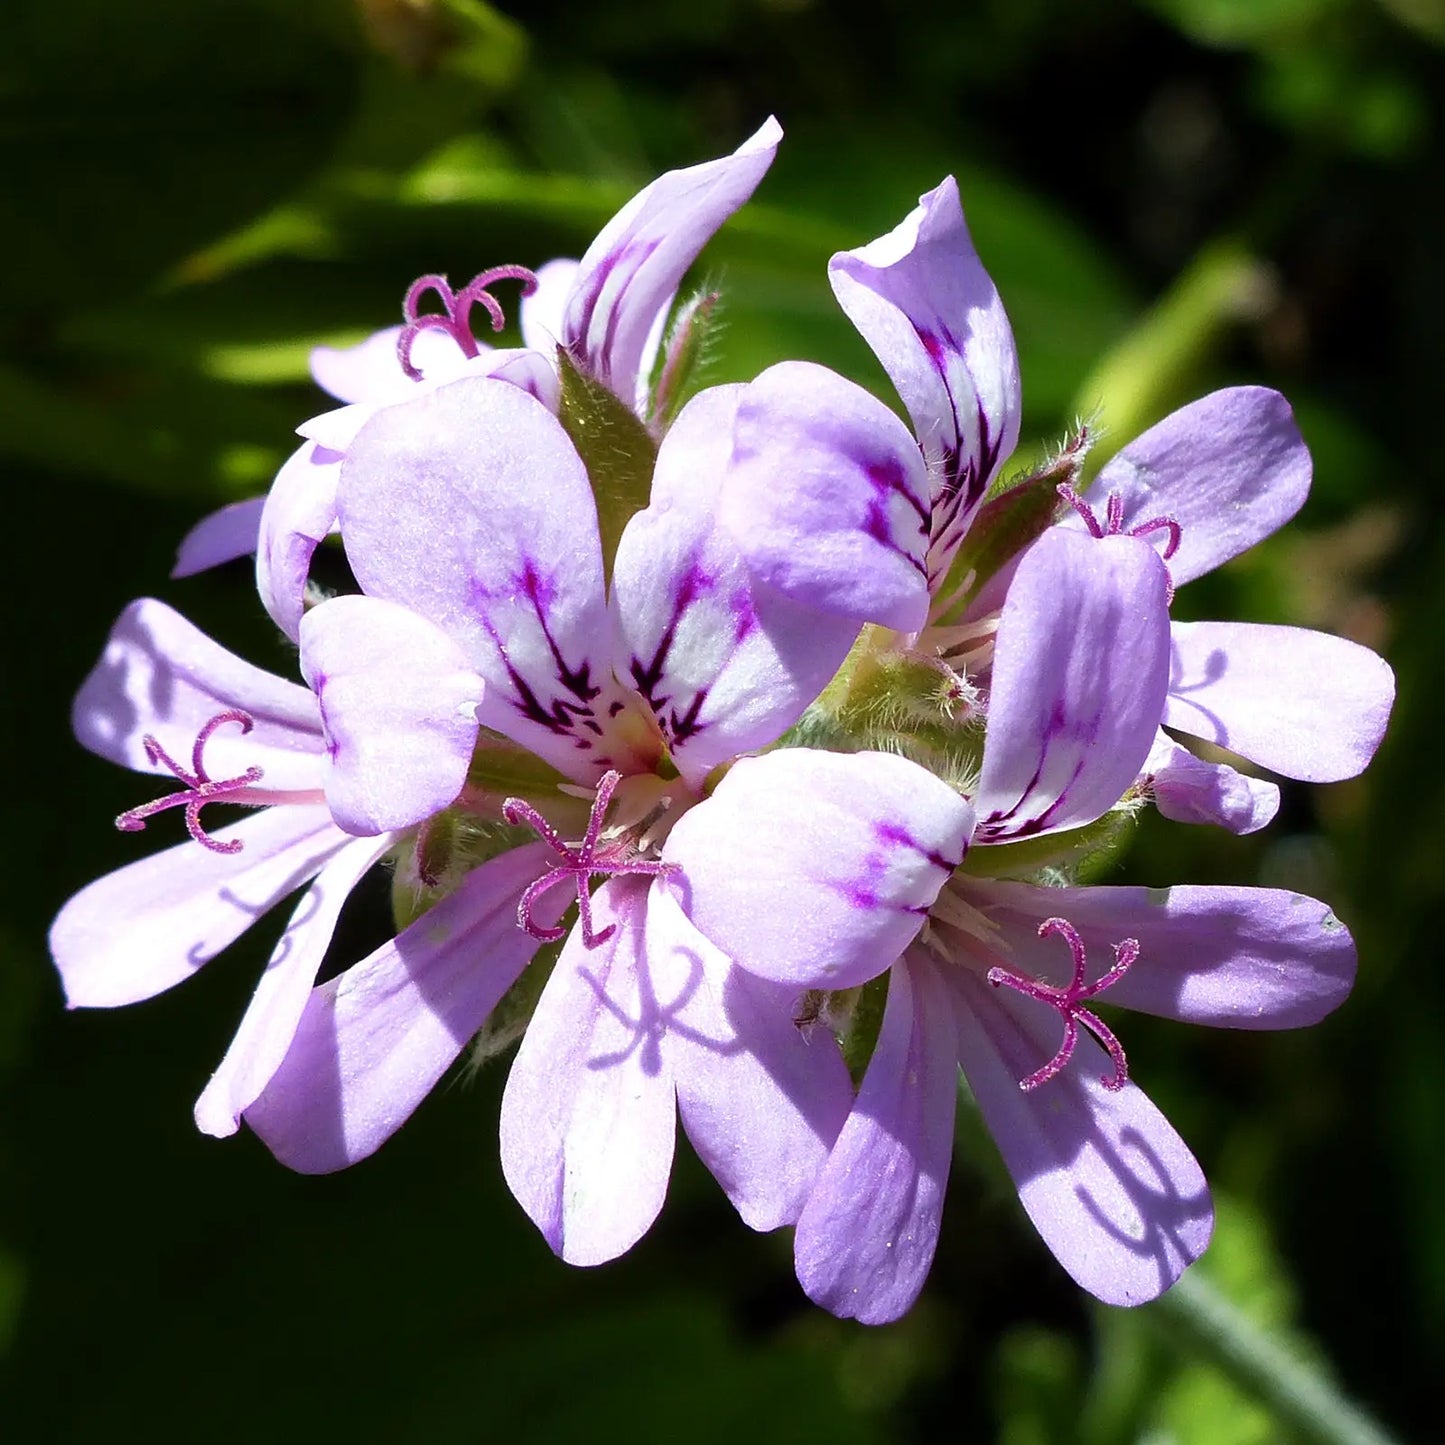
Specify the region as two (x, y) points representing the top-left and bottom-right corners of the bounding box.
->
(830, 176), (1020, 535)
(956, 877), (1356, 1029)
(612, 386), (861, 784)
(519, 258), (581, 354)
(720, 360), (933, 632)
(1082, 388), (1311, 586)
(975, 530), (1171, 840)
(1165, 621), (1394, 783)
(300, 596), (483, 836)
(194, 830), (396, 1137)
(245, 842), (556, 1174)
(501, 877), (677, 1266)
(563, 118), (781, 409)
(646, 886), (851, 1232)
(51, 804), (349, 1008)
(338, 375), (647, 781)
(1144, 731), (1279, 835)
(953, 967), (1213, 1306)
(256, 441), (342, 643)
(662, 748), (973, 991)
(795, 950), (961, 1324)
(73, 598), (324, 792)
(171, 497), (266, 578)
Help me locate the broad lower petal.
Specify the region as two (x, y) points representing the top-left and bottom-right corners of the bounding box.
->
(613, 385), (861, 783)
(563, 118), (781, 409)
(256, 441), (342, 643)
(51, 804), (348, 1008)
(1165, 621), (1394, 782)
(194, 831), (395, 1137)
(662, 749), (973, 991)
(953, 968), (1213, 1306)
(1084, 388), (1311, 586)
(300, 596), (483, 835)
(720, 360), (933, 632)
(500, 877), (677, 1266)
(245, 842), (554, 1173)
(976, 530), (1171, 839)
(73, 598), (324, 792)
(171, 497), (265, 578)
(1144, 732), (1279, 834)
(795, 951), (960, 1324)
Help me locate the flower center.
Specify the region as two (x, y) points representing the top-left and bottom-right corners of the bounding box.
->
(503, 770), (679, 949)
(986, 916), (1137, 1092)
(396, 265), (539, 381)
(1057, 483), (1181, 599)
(114, 710), (265, 855)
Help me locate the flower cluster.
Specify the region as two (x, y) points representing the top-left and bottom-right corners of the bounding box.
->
(51, 119), (1394, 1322)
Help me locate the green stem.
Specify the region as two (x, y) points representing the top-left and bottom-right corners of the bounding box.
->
(1147, 1270), (1399, 1445)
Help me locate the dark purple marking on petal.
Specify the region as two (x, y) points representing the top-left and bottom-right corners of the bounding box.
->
(570, 239), (664, 385)
(830, 816), (962, 913)
(978, 703), (1098, 839)
(628, 559), (719, 749)
(862, 458), (930, 583)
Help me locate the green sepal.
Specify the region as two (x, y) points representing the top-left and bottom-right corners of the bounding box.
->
(960, 802), (1140, 884)
(556, 347), (658, 585)
(841, 971), (891, 1086)
(646, 288), (722, 433)
(390, 811), (535, 933)
(466, 729), (569, 800)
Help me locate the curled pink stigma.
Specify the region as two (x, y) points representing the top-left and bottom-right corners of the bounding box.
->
(396, 265), (539, 381)
(1057, 483), (1182, 597)
(502, 770), (678, 949)
(987, 916), (1139, 1093)
(114, 710), (265, 855)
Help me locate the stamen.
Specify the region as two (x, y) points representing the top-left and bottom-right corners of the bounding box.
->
(502, 770), (678, 949)
(986, 916), (1138, 1092)
(396, 264), (539, 381)
(1057, 483), (1182, 599)
(114, 710), (265, 855)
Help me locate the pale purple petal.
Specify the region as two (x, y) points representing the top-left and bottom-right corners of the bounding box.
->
(975, 531), (1171, 840)
(194, 831), (395, 1137)
(646, 886), (851, 1231)
(794, 951), (960, 1324)
(956, 877), (1356, 1029)
(171, 497), (265, 578)
(255, 441), (341, 643)
(245, 842), (554, 1173)
(830, 176), (1020, 553)
(300, 596), (483, 835)
(519, 258), (581, 354)
(73, 598), (324, 792)
(612, 385), (861, 784)
(338, 375), (648, 781)
(1084, 388), (1311, 586)
(310, 326), (449, 404)
(953, 967), (1213, 1305)
(500, 878), (676, 1266)
(1144, 731), (1279, 834)
(51, 805), (349, 1008)
(563, 117), (781, 407)
(720, 360), (933, 632)
(663, 749), (973, 991)
(1165, 621), (1395, 782)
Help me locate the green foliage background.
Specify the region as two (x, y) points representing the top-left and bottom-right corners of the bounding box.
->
(2, 0), (1441, 1438)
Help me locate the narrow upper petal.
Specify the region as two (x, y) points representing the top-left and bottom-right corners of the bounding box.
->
(171, 497), (266, 578)
(830, 176), (1021, 554)
(193, 831), (395, 1137)
(720, 360), (933, 632)
(957, 878), (1356, 1029)
(953, 967), (1213, 1306)
(647, 886), (852, 1232)
(500, 877), (677, 1266)
(51, 804), (349, 1008)
(1143, 731), (1279, 835)
(795, 951), (960, 1324)
(519, 258), (581, 354)
(562, 118), (781, 409)
(310, 325), (459, 403)
(975, 531), (1171, 840)
(72, 598), (324, 792)
(612, 385), (861, 784)
(1083, 388), (1311, 586)
(663, 749), (973, 991)
(1164, 621), (1394, 782)
(255, 441), (341, 643)
(244, 842), (554, 1173)
(337, 375), (648, 781)
(300, 595), (483, 835)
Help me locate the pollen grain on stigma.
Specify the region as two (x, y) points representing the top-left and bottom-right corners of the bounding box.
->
(114, 710), (266, 856)
(987, 915), (1138, 1093)
(396, 265), (540, 381)
(503, 770), (679, 949)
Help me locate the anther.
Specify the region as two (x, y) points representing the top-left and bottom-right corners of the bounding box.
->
(114, 710), (265, 855)
(502, 770), (678, 949)
(986, 916), (1138, 1092)
(396, 265), (539, 381)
